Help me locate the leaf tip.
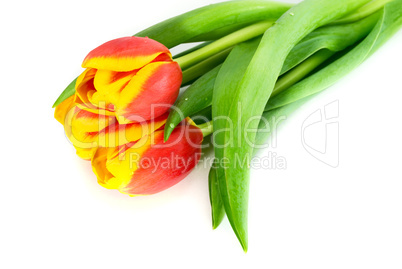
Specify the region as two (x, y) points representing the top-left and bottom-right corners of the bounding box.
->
(163, 125), (173, 142)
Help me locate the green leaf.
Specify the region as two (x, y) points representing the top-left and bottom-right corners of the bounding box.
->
(208, 166), (225, 229)
(52, 78), (77, 108)
(212, 38), (262, 250)
(281, 11), (379, 75)
(211, 0), (402, 235)
(265, 0), (402, 112)
(190, 106), (212, 125)
(135, 0), (292, 48)
(213, 0), (371, 252)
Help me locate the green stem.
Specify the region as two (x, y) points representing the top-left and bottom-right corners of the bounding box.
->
(197, 121), (213, 137)
(332, 0), (393, 24)
(272, 49), (335, 97)
(181, 48), (232, 85)
(175, 21), (273, 70)
(174, 41), (213, 59)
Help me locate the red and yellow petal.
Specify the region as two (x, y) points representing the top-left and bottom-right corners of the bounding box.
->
(74, 68), (104, 112)
(64, 106), (116, 150)
(115, 61), (182, 123)
(93, 69), (138, 106)
(96, 112), (168, 148)
(74, 68), (117, 116)
(67, 107), (168, 152)
(91, 122), (203, 195)
(82, 37), (172, 72)
(92, 135), (152, 190)
(120, 124), (203, 195)
(92, 147), (116, 186)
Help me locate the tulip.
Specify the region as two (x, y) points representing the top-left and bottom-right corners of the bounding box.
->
(74, 36), (182, 123)
(91, 121), (203, 195)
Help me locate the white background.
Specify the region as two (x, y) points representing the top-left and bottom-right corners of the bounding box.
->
(1, 0), (402, 268)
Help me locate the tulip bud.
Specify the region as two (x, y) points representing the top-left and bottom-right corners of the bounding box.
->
(74, 36), (182, 123)
(91, 121), (203, 195)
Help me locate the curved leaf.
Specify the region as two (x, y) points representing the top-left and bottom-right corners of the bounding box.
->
(209, 166), (225, 229)
(52, 78), (77, 108)
(211, 38), (262, 248)
(266, 0), (402, 111)
(214, 0), (371, 252)
(281, 11), (379, 74)
(135, 0), (292, 48)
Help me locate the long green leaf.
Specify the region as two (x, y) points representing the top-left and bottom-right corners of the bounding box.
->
(281, 11), (379, 74)
(135, 1), (292, 48)
(205, 39), (262, 237)
(209, 166), (225, 229)
(265, 0), (402, 112)
(214, 0), (371, 252)
(212, 38), (263, 249)
(211, 0), (402, 234)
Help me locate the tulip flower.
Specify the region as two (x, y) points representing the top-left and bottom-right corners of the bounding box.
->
(74, 36), (182, 124)
(91, 120), (203, 195)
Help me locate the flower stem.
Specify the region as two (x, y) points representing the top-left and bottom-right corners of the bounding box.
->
(197, 121), (213, 137)
(175, 20), (274, 70)
(272, 49), (335, 97)
(331, 0), (393, 24)
(174, 41), (213, 59)
(181, 48), (232, 85)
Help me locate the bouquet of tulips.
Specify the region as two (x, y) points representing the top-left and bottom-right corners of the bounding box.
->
(53, 0), (402, 251)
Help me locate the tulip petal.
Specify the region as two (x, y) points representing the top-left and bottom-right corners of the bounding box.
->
(75, 68), (118, 116)
(120, 124), (203, 195)
(91, 121), (203, 195)
(95, 135), (152, 190)
(54, 95), (75, 125)
(75, 68), (100, 110)
(82, 37), (172, 72)
(75, 146), (97, 161)
(92, 148), (116, 185)
(116, 61), (182, 123)
(67, 107), (168, 153)
(92, 69), (138, 107)
(64, 106), (116, 150)
(97, 112), (168, 148)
